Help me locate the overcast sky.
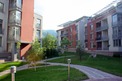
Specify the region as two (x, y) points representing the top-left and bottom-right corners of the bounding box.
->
(34, 0), (115, 30)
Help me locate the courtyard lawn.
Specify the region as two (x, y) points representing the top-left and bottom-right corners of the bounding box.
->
(0, 61), (26, 72)
(48, 52), (122, 76)
(0, 66), (88, 81)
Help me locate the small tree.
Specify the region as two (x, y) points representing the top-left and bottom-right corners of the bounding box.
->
(61, 37), (71, 52)
(26, 39), (43, 71)
(61, 37), (71, 61)
(76, 41), (85, 61)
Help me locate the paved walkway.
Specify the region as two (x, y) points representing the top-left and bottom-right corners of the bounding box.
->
(0, 56), (122, 81)
(46, 62), (122, 81)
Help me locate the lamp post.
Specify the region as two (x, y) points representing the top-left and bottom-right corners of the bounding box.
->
(10, 66), (16, 81)
(67, 59), (71, 81)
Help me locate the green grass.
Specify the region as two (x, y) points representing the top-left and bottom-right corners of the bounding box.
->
(48, 52), (122, 76)
(0, 66), (88, 81)
(59, 52), (76, 56)
(0, 61), (26, 72)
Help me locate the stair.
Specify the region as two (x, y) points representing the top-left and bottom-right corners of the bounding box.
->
(0, 52), (12, 61)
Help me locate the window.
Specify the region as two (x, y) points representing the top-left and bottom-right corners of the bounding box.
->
(9, 0), (22, 9)
(8, 27), (20, 40)
(90, 42), (93, 48)
(0, 36), (2, 47)
(90, 24), (93, 30)
(90, 33), (94, 39)
(36, 30), (40, 39)
(36, 19), (41, 28)
(113, 27), (118, 37)
(0, 19), (2, 34)
(9, 10), (21, 25)
(112, 14), (118, 26)
(119, 39), (121, 47)
(16, 0), (22, 8)
(0, 2), (4, 12)
(118, 14), (122, 24)
(113, 39), (122, 47)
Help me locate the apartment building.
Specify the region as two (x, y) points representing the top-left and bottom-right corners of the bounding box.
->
(0, 0), (12, 61)
(75, 16), (89, 48)
(33, 13), (43, 45)
(0, 0), (36, 61)
(57, 21), (77, 52)
(85, 0), (122, 56)
(0, 0), (9, 54)
(57, 17), (89, 52)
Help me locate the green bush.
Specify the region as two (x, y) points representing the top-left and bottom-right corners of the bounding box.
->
(45, 48), (59, 58)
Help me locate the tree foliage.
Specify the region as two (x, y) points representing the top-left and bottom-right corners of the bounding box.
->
(42, 34), (57, 49)
(26, 39), (43, 71)
(76, 41), (85, 61)
(42, 34), (58, 58)
(61, 37), (71, 51)
(61, 37), (71, 61)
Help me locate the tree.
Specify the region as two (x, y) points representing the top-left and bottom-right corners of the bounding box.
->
(42, 34), (58, 58)
(26, 39), (43, 71)
(61, 37), (71, 52)
(42, 33), (57, 49)
(76, 41), (85, 61)
(61, 37), (71, 61)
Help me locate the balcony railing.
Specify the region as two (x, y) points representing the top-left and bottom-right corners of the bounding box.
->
(97, 47), (102, 50)
(113, 33), (122, 39)
(96, 36), (109, 41)
(103, 47), (109, 50)
(8, 36), (20, 41)
(60, 33), (68, 37)
(96, 25), (108, 32)
(8, 22), (21, 26)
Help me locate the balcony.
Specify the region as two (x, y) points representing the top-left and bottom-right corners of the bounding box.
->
(97, 47), (102, 50)
(113, 33), (122, 39)
(8, 36), (20, 41)
(96, 36), (109, 41)
(96, 25), (108, 32)
(96, 37), (101, 40)
(8, 21), (21, 27)
(96, 27), (101, 32)
(103, 47), (109, 50)
(60, 33), (68, 37)
(102, 36), (109, 41)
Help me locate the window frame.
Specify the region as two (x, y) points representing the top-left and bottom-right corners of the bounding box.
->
(112, 14), (118, 26)
(90, 24), (93, 30)
(36, 19), (41, 28)
(0, 2), (4, 13)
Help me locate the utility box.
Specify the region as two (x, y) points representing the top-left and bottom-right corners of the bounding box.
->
(10, 66), (16, 73)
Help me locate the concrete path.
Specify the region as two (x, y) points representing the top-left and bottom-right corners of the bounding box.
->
(46, 62), (122, 81)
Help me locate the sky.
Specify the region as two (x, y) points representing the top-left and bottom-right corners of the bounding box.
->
(34, 0), (115, 30)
